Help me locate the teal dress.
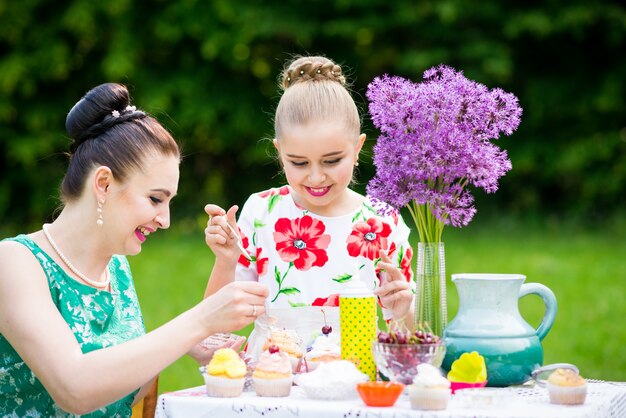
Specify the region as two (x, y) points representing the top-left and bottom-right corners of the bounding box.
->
(0, 235), (146, 417)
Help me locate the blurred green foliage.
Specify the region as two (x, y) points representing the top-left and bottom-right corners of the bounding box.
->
(1, 0), (625, 233)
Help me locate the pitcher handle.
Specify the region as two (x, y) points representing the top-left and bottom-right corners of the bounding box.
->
(519, 283), (557, 341)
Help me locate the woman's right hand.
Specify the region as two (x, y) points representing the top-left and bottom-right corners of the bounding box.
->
(204, 204), (245, 263)
(201, 281), (268, 334)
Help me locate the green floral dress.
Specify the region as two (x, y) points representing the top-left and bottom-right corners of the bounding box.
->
(0, 235), (146, 417)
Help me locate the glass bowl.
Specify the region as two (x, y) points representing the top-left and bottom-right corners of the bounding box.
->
(373, 342), (446, 385)
(357, 381), (405, 407)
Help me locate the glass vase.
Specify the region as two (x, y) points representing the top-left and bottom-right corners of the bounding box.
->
(414, 242), (448, 336)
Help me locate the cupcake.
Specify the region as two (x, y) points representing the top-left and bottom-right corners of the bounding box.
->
(253, 345), (294, 397)
(262, 328), (303, 372)
(201, 348), (247, 397)
(547, 368), (587, 405)
(408, 363), (451, 410)
(305, 333), (341, 371)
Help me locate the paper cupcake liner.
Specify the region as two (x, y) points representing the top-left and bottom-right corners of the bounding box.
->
(548, 382), (587, 405)
(253, 376), (293, 397)
(408, 386), (450, 411)
(203, 374), (245, 398)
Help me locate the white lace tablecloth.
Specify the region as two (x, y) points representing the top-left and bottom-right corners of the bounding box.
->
(155, 380), (626, 418)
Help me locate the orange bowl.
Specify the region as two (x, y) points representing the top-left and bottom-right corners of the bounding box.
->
(450, 380), (487, 394)
(356, 381), (405, 407)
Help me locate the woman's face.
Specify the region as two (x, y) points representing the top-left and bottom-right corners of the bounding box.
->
(104, 153), (180, 255)
(276, 121), (364, 216)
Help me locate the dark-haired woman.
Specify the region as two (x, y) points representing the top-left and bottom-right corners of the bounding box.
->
(0, 83), (268, 417)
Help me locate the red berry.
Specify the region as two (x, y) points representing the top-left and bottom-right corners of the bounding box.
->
(268, 345), (280, 354)
(322, 325), (332, 335)
(377, 331), (392, 343)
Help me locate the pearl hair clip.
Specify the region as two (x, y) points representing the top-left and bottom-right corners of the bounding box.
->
(111, 105), (137, 118)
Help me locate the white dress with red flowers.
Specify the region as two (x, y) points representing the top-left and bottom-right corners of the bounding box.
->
(235, 186), (414, 360)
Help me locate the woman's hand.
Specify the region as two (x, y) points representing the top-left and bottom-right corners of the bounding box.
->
(374, 250), (414, 323)
(200, 281), (268, 334)
(204, 204), (245, 263)
(187, 333), (246, 365)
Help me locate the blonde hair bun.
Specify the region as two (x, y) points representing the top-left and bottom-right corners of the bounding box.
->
(281, 56), (346, 89)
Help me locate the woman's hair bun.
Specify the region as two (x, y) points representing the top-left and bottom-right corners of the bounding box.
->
(65, 83), (134, 151)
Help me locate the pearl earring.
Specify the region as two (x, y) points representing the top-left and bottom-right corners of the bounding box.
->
(355, 161), (360, 167)
(97, 200), (104, 227)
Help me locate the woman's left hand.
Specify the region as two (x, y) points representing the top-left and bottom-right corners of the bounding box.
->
(187, 333), (246, 365)
(374, 250), (414, 322)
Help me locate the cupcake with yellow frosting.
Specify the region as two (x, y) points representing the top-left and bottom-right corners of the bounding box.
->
(253, 345), (293, 397)
(200, 348), (247, 397)
(547, 368), (587, 405)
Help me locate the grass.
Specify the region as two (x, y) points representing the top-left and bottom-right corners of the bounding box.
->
(129, 217), (626, 394)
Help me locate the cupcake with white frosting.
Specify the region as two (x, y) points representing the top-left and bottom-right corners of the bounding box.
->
(408, 363), (451, 410)
(305, 333), (341, 370)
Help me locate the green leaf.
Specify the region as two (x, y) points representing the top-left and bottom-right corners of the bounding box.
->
(274, 266), (281, 286)
(278, 287), (301, 296)
(288, 301), (308, 307)
(351, 209), (364, 223)
(333, 274), (353, 283)
(267, 194), (281, 213)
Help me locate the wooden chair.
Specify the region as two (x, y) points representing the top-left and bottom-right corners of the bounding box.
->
(131, 376), (159, 418)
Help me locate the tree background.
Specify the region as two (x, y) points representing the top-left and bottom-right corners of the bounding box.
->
(1, 0), (625, 235)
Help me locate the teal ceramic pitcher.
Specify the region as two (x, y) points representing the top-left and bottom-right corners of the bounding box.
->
(442, 274), (557, 387)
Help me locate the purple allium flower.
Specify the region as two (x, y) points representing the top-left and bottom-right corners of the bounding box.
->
(366, 65), (522, 242)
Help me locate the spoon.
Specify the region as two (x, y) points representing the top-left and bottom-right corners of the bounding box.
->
(224, 222), (251, 261)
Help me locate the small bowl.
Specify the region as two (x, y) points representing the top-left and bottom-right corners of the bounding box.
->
(356, 381), (405, 407)
(450, 380), (487, 394)
(373, 342), (446, 385)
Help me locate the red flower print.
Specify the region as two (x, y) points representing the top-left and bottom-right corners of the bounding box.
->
(312, 293), (340, 307)
(400, 246), (413, 282)
(388, 242), (397, 257)
(256, 247), (268, 277)
(346, 217), (392, 260)
(237, 231), (251, 267)
(259, 185), (290, 199)
(273, 215), (331, 271)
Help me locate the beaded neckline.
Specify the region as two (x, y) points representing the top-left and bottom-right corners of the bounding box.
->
(42, 224), (110, 289)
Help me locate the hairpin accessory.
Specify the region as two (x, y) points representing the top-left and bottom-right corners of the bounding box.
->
(111, 105), (137, 118)
(97, 199), (104, 227)
(316, 69), (321, 74)
(300, 70), (305, 75)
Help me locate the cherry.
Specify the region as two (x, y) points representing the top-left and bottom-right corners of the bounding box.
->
(268, 345), (280, 354)
(321, 309), (332, 335)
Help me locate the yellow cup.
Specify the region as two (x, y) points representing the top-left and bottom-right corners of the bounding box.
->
(340, 294), (377, 381)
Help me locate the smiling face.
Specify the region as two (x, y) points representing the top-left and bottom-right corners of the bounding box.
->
(104, 152), (180, 255)
(276, 122), (365, 216)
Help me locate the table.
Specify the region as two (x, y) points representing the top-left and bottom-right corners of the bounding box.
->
(155, 380), (626, 418)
